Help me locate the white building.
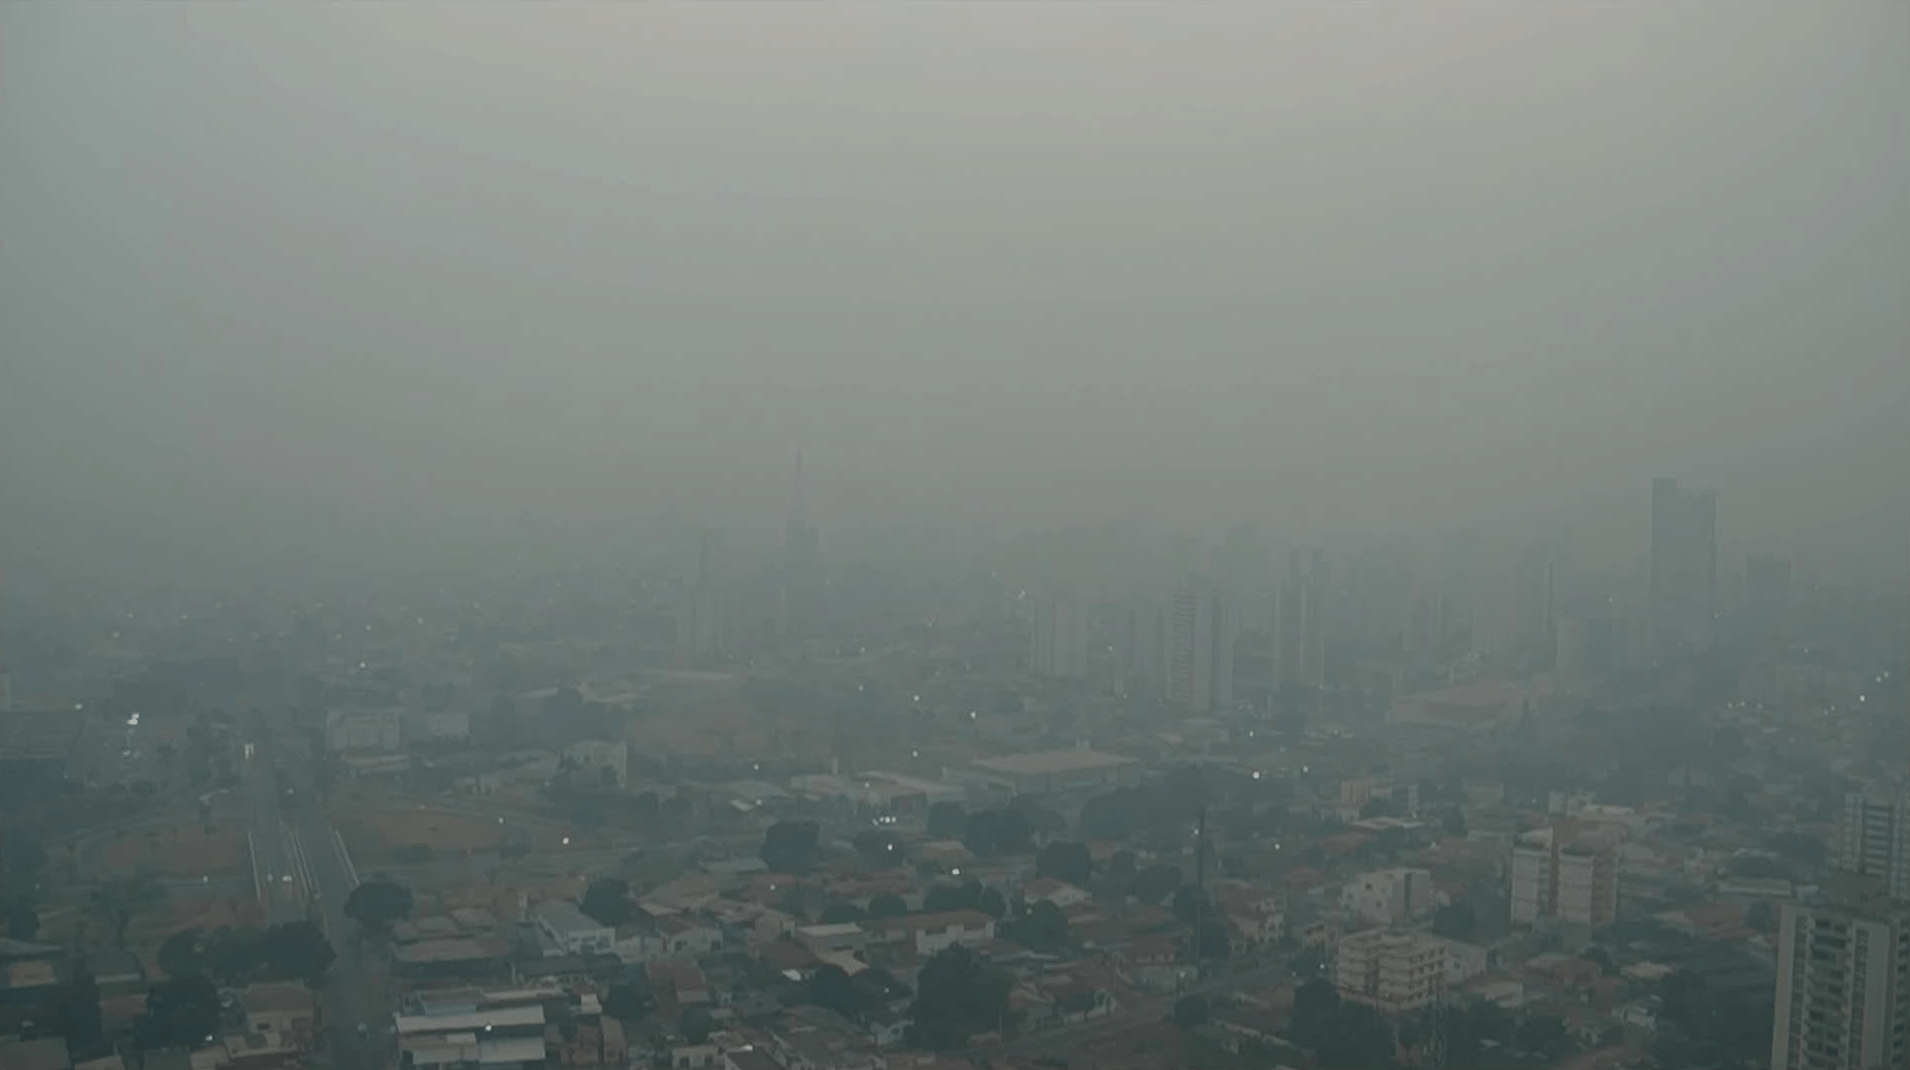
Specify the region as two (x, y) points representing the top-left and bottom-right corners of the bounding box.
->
(563, 739), (630, 788)
(1510, 822), (1617, 929)
(890, 910), (995, 957)
(1838, 786), (1910, 903)
(1164, 582), (1236, 713)
(1341, 868), (1434, 927)
(1335, 929), (1448, 1015)
(325, 708), (404, 754)
(1771, 885), (1910, 1070)
(531, 900), (614, 957)
(1031, 588), (1090, 680)
(945, 748), (1141, 799)
(403, 708), (471, 743)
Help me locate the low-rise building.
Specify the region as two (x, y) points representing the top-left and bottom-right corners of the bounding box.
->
(1340, 868), (1434, 926)
(532, 900), (614, 957)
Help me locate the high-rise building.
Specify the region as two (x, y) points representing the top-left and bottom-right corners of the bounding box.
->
(1273, 550), (1327, 690)
(1838, 785), (1910, 903)
(1649, 477), (1718, 656)
(1509, 820), (1617, 930)
(1164, 581), (1236, 713)
(780, 451), (822, 637)
(1745, 553), (1793, 647)
(1770, 879), (1910, 1070)
(1513, 531), (1568, 667)
(1030, 587), (1090, 680)
(674, 530), (730, 667)
(1119, 599), (1164, 696)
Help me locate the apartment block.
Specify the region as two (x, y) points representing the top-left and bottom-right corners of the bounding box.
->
(1335, 929), (1448, 1015)
(1509, 820), (1617, 929)
(1771, 881), (1910, 1070)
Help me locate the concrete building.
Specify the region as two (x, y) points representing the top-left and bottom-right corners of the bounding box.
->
(1510, 821), (1617, 930)
(1649, 477), (1718, 656)
(1164, 581), (1236, 713)
(945, 748), (1142, 799)
(1335, 929), (1448, 1016)
(1838, 785), (1910, 903)
(563, 739), (630, 788)
(1340, 868), (1434, 927)
(675, 531), (732, 668)
(531, 900), (614, 957)
(324, 707), (404, 754)
(1770, 881), (1910, 1070)
(1273, 549), (1328, 690)
(1030, 587), (1090, 680)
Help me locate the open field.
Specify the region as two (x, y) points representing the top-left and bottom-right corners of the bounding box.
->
(139, 896), (266, 944)
(337, 804), (599, 865)
(98, 820), (250, 878)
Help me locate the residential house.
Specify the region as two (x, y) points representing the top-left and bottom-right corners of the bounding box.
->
(533, 900), (615, 957)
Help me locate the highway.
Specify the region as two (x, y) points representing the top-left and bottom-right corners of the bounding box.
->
(249, 716), (388, 1069)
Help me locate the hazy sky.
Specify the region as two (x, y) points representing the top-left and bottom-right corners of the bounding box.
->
(3, 2), (1906, 579)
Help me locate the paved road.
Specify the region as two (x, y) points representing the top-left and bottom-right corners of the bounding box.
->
(243, 748), (306, 924)
(256, 714), (387, 1069)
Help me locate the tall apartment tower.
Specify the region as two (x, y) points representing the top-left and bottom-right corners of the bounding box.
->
(1770, 879), (1910, 1070)
(1745, 553), (1793, 647)
(1649, 477), (1718, 657)
(1837, 785), (1910, 903)
(674, 530), (730, 667)
(1030, 587), (1090, 680)
(1273, 550), (1328, 690)
(1164, 581), (1236, 713)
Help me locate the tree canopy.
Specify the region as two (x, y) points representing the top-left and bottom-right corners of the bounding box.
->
(344, 879), (414, 931)
(1035, 840), (1091, 886)
(908, 946), (1013, 1049)
(580, 878), (634, 927)
(761, 821), (822, 875)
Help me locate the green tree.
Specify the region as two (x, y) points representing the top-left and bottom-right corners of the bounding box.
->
(3, 896), (40, 940)
(976, 886), (1008, 920)
(263, 920), (335, 982)
(135, 974), (221, 1052)
(820, 899), (865, 925)
(1035, 841), (1092, 886)
(761, 820), (822, 874)
(203, 925), (266, 983)
(158, 928), (205, 979)
(681, 1006), (715, 1045)
(1431, 900), (1475, 941)
(91, 871), (167, 947)
(926, 801), (967, 837)
(853, 829), (900, 867)
(809, 963), (865, 1020)
(867, 893), (908, 920)
(580, 878), (634, 927)
(1172, 994), (1210, 1031)
(603, 979), (652, 1023)
(908, 946), (1013, 1049)
(343, 879), (413, 932)
(49, 967), (105, 1056)
(1003, 900), (1070, 951)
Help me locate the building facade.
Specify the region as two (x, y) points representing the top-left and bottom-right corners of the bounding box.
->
(1771, 886), (1910, 1070)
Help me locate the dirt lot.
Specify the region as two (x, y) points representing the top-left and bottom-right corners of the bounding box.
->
(339, 804), (599, 864)
(98, 821), (249, 878)
(139, 896), (265, 944)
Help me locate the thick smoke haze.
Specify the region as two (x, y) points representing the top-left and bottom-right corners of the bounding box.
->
(3, 3), (1907, 588)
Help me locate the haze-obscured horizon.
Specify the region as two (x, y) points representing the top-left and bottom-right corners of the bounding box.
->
(4, 2), (1907, 592)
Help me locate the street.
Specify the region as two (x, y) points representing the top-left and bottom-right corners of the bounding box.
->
(249, 715), (388, 1069)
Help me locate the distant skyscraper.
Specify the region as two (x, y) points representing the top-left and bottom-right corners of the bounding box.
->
(1165, 581), (1236, 713)
(1273, 550), (1327, 689)
(1030, 587), (1090, 680)
(1120, 598), (1164, 695)
(1771, 878), (1910, 1070)
(1745, 553), (1793, 647)
(780, 451), (822, 637)
(675, 529), (730, 667)
(1513, 532), (1568, 667)
(1649, 477), (1718, 656)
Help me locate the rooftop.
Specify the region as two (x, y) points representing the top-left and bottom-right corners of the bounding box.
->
(973, 750), (1136, 776)
(532, 899), (608, 935)
(394, 1003), (545, 1035)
